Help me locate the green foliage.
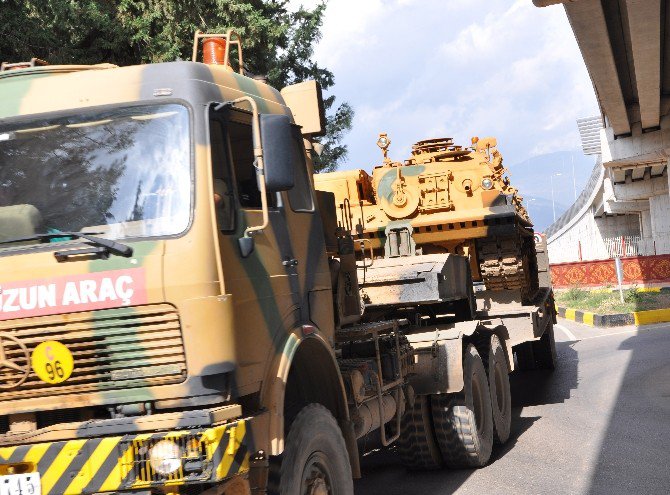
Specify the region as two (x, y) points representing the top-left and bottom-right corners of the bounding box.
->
(562, 285), (587, 304)
(0, 0), (351, 172)
(624, 287), (643, 305)
(556, 286), (670, 314)
(314, 100), (354, 173)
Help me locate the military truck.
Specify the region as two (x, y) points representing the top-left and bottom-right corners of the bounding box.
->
(314, 134), (539, 303)
(0, 31), (556, 495)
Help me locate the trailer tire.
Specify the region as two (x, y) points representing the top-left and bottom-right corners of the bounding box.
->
(430, 345), (494, 468)
(397, 395), (442, 470)
(488, 335), (511, 444)
(274, 403), (353, 495)
(514, 342), (536, 371)
(533, 320), (557, 370)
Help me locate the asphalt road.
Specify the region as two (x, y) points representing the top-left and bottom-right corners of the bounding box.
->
(354, 319), (670, 495)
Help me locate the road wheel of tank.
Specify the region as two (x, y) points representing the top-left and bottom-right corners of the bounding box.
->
(396, 395), (442, 470)
(514, 342), (536, 371)
(477, 237), (525, 290)
(487, 335), (512, 445)
(273, 403), (353, 495)
(430, 345), (494, 468)
(532, 320), (557, 370)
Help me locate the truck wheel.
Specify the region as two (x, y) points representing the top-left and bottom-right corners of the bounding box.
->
(488, 335), (511, 444)
(533, 320), (557, 370)
(397, 395), (442, 470)
(514, 342), (536, 371)
(276, 403), (353, 495)
(430, 345), (494, 468)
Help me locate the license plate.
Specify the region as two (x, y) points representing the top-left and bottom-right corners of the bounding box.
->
(0, 473), (41, 495)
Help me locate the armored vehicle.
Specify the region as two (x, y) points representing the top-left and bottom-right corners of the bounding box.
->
(314, 134), (540, 302)
(0, 31), (555, 495)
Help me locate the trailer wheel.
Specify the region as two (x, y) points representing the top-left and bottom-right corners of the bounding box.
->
(430, 345), (494, 468)
(397, 395), (442, 470)
(274, 403), (353, 495)
(488, 335), (511, 444)
(533, 320), (557, 370)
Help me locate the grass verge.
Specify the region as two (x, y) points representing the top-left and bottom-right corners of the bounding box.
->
(556, 286), (670, 314)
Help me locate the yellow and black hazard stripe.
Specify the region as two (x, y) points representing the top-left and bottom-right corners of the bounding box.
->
(0, 420), (249, 495)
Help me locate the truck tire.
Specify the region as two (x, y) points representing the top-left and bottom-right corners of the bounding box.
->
(430, 345), (494, 468)
(397, 395), (442, 470)
(514, 342), (536, 371)
(532, 320), (557, 370)
(487, 335), (511, 445)
(275, 403), (353, 495)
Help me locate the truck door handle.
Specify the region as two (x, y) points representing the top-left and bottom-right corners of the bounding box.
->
(282, 258), (299, 267)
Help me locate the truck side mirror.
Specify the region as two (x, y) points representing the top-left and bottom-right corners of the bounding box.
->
(260, 114), (295, 192)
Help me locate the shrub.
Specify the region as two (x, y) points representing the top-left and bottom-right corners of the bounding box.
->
(563, 285), (587, 303)
(624, 287), (643, 305)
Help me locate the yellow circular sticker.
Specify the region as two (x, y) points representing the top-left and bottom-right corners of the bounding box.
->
(31, 341), (74, 384)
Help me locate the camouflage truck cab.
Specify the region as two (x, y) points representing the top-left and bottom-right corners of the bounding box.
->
(314, 134), (540, 302)
(0, 32), (344, 495)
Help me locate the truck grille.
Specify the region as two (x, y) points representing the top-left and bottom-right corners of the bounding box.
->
(0, 304), (186, 400)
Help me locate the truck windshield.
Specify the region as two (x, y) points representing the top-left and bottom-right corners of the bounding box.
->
(0, 103), (191, 246)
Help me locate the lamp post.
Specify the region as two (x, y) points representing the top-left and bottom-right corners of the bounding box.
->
(550, 173), (562, 223)
(562, 156), (578, 201)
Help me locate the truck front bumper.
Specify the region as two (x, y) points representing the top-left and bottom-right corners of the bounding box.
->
(0, 419), (251, 495)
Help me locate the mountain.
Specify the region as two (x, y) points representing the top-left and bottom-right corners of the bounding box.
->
(506, 150), (597, 232)
(524, 195), (570, 233)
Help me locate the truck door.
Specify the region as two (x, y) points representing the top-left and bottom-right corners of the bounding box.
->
(277, 127), (332, 326)
(209, 107), (311, 396)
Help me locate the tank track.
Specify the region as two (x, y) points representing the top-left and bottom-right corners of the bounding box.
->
(477, 235), (538, 296)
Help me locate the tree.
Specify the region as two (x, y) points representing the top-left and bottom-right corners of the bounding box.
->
(0, 0), (352, 172)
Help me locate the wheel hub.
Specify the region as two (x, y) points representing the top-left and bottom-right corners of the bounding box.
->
(302, 452), (332, 495)
(308, 477), (329, 495)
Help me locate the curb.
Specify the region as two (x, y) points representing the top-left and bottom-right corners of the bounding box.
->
(636, 287), (670, 293)
(584, 286), (670, 294)
(557, 306), (670, 327)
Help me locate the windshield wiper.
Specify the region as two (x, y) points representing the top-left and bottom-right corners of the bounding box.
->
(0, 231), (133, 257)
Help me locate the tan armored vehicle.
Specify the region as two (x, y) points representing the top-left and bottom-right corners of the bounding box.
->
(314, 134), (539, 301)
(0, 31), (555, 495)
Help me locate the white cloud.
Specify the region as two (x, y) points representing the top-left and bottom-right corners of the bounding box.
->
(309, 0), (424, 70)
(293, 0), (599, 173)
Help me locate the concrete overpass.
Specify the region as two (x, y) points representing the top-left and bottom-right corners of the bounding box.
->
(535, 0), (670, 267)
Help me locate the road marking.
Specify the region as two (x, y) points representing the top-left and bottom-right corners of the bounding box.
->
(555, 323), (577, 341)
(582, 324), (668, 340)
(557, 318), (669, 342)
(579, 329), (639, 341)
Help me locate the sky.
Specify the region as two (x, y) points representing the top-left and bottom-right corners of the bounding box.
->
(291, 0), (600, 176)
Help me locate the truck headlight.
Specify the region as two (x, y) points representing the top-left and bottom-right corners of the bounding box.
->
(149, 440), (182, 476)
(481, 178), (494, 190)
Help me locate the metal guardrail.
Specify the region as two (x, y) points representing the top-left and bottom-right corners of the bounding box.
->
(546, 156), (603, 239)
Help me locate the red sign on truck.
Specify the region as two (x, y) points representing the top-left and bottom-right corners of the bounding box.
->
(0, 268), (147, 321)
